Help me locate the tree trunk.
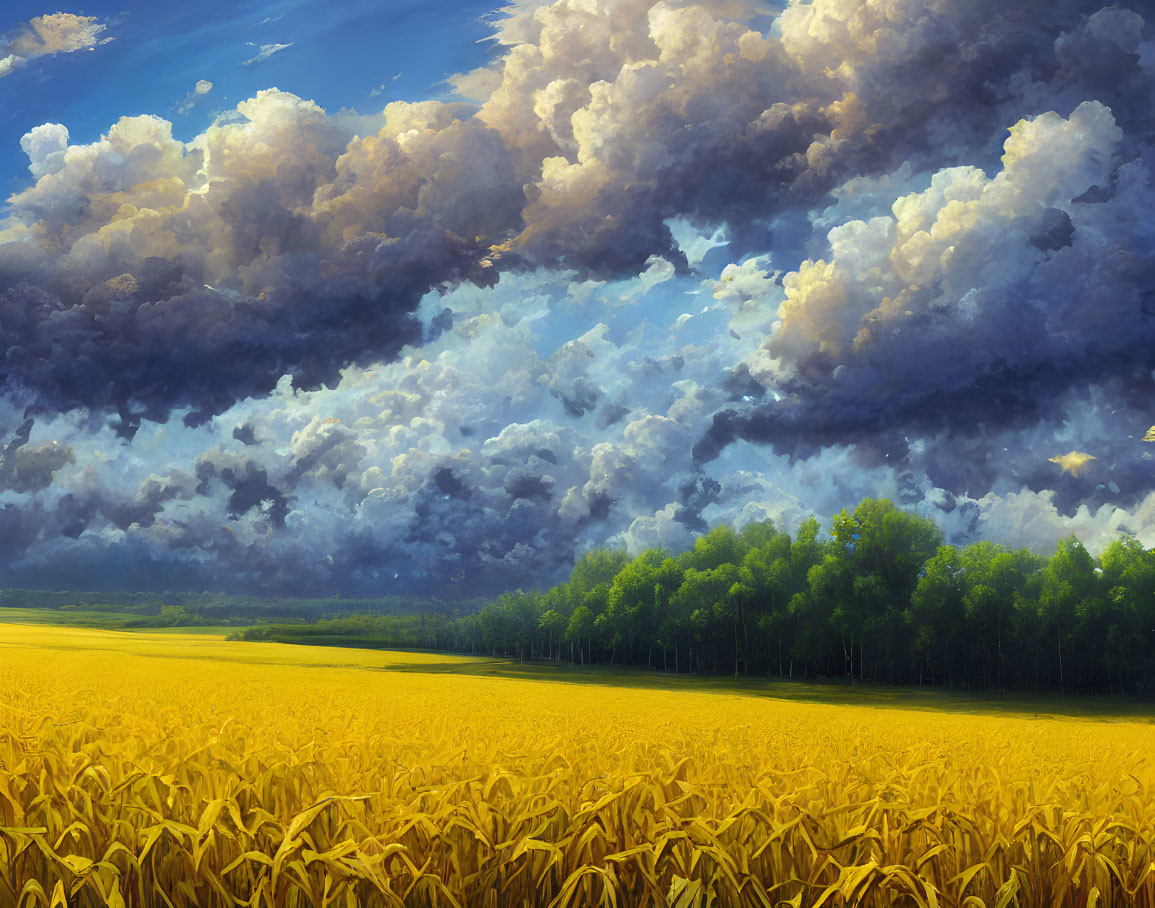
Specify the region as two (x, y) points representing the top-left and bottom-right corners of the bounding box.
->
(997, 616), (1002, 691)
(739, 600), (748, 675)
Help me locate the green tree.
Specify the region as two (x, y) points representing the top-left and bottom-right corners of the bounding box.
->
(681, 525), (747, 572)
(1039, 536), (1098, 692)
(539, 609), (565, 661)
(566, 605), (593, 665)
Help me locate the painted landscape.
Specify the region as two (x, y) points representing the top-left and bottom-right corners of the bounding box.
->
(1, 0), (1154, 905)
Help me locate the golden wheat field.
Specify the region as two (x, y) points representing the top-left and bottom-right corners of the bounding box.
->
(1, 624), (1154, 907)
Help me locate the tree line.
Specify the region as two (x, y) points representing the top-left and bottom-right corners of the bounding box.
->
(0, 587), (484, 627)
(240, 497), (1155, 696)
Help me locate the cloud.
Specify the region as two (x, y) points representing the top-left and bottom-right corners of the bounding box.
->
(18, 122), (69, 178)
(369, 75), (402, 98)
(0, 263), (762, 591)
(5, 0), (1149, 427)
(969, 488), (1155, 556)
(0, 12), (110, 77)
(177, 79), (216, 115)
(696, 100), (1155, 494)
(0, 54), (25, 77)
(242, 42), (293, 65)
(0, 0), (1151, 592)
(0, 252), (1147, 594)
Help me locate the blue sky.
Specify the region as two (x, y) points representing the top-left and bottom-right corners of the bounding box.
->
(0, 0), (497, 196)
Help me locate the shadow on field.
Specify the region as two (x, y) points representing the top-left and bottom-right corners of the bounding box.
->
(4, 612), (1152, 722)
(384, 657), (1155, 721)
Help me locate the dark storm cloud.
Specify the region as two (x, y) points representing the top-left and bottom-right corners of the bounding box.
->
(0, 0), (1152, 594)
(195, 450), (292, 527)
(2, 0), (1148, 424)
(0, 417), (74, 493)
(695, 100), (1155, 510)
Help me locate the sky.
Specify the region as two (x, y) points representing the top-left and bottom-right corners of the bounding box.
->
(0, 0), (1152, 595)
(0, 0), (497, 196)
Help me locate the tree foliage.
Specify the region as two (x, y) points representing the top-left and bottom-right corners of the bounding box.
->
(243, 498), (1155, 696)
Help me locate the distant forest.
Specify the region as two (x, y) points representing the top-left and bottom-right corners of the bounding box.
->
(0, 588), (485, 628)
(240, 498), (1155, 697)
